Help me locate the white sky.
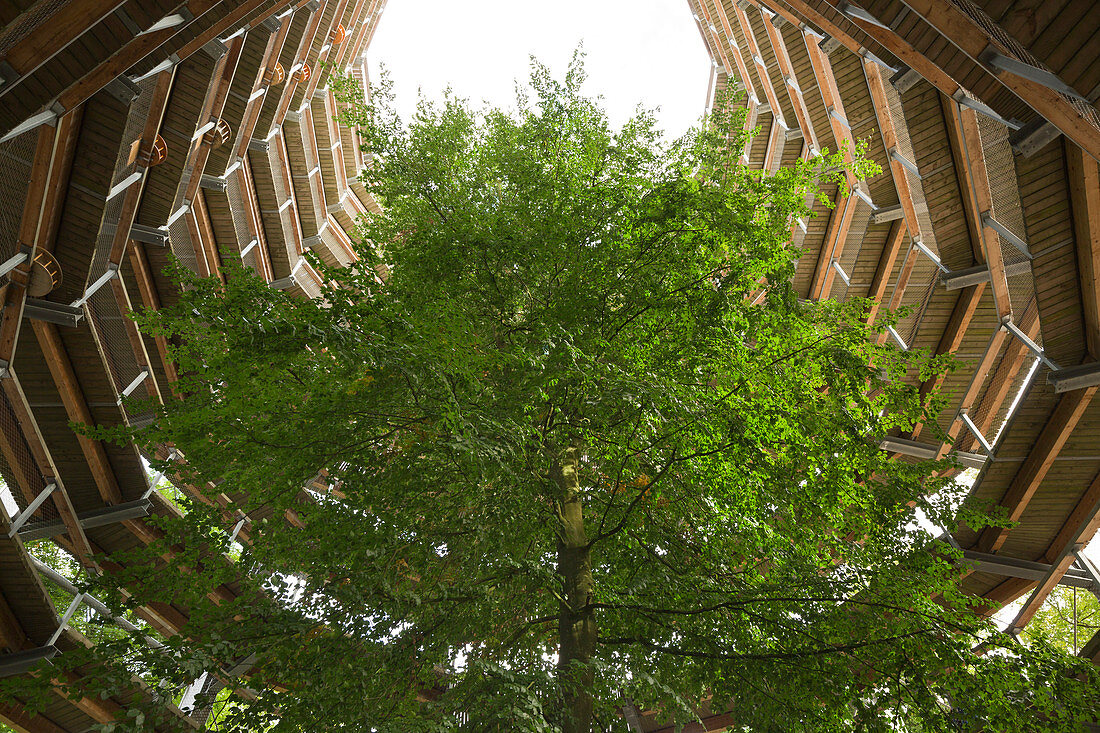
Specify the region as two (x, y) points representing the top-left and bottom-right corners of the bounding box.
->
(365, 0), (713, 140)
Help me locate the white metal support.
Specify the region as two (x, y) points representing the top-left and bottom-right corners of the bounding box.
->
(8, 482), (57, 537)
(1004, 318), (1059, 371)
(46, 593), (85, 646)
(71, 263), (120, 309)
(959, 409), (994, 456)
(0, 248), (30, 279)
(981, 212), (1034, 260)
(117, 369), (150, 403)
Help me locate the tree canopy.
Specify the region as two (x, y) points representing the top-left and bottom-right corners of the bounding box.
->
(11, 57), (1100, 732)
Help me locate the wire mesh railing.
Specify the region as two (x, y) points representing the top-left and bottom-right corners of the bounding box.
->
(0, 129), (37, 283)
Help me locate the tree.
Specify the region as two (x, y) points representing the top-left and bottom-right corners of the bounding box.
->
(1022, 584), (1100, 656)
(12, 57), (1100, 732)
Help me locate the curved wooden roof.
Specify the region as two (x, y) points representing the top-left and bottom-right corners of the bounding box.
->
(688, 0), (1100, 674)
(0, 0), (384, 728)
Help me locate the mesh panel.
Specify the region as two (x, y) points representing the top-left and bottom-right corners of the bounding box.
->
(0, 0), (68, 57)
(0, 386), (57, 531)
(169, 215), (201, 274)
(884, 81), (937, 252)
(832, 197), (874, 303)
(87, 286), (153, 424)
(947, 0), (1100, 136)
(976, 114), (1037, 328)
(0, 129), (35, 277)
(226, 173), (262, 273)
(114, 77), (158, 186)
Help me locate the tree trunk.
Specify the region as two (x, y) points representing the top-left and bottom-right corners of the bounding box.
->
(554, 442), (596, 733)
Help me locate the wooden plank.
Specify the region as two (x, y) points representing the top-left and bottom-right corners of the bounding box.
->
(810, 192), (856, 299)
(978, 385), (1097, 552)
(1067, 142), (1100, 358)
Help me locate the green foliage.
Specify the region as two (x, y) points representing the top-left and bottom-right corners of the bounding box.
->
(9, 57), (1098, 732)
(1021, 585), (1100, 655)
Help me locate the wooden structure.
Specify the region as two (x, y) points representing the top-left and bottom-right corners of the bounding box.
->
(680, 0), (1100, 703)
(2, 0), (1099, 729)
(0, 0), (386, 729)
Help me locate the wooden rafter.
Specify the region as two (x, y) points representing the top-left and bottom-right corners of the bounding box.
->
(0, 0), (128, 97)
(696, 0), (739, 83)
(1008, 470), (1100, 629)
(753, 4), (820, 151)
(978, 385), (1098, 553)
(1067, 142), (1100, 359)
(234, 11), (296, 163)
(933, 327), (1010, 458)
(941, 96), (1012, 320)
(705, 0), (757, 105)
(802, 25), (858, 301)
(2, 371), (95, 565)
(52, 0), (221, 115)
(274, 3), (328, 127)
(762, 118), (784, 171)
(955, 303), (1039, 454)
(810, 192), (856, 300)
(300, 0), (352, 101)
(909, 285), (987, 439)
(862, 59), (923, 242)
(0, 701), (68, 733)
(0, 125), (55, 372)
(732, 3), (788, 129)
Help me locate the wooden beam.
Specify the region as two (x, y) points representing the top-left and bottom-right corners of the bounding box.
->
(0, 702), (68, 733)
(862, 59), (923, 242)
(762, 113), (784, 171)
(31, 321), (125, 505)
(1043, 470), (1100, 566)
(754, 2), (819, 151)
(911, 282), (987, 439)
(801, 23), (854, 165)
(0, 0), (128, 88)
(126, 242), (180, 389)
(1009, 483), (1100, 629)
(810, 192), (857, 300)
(696, 0), (739, 81)
(941, 96), (1012, 320)
(979, 385), (1098, 553)
(2, 371), (95, 565)
(940, 94), (986, 264)
(0, 125), (57, 370)
(864, 219), (906, 325)
(704, 0), (757, 103)
(1068, 142), (1100, 359)
(883, 0), (1100, 164)
(54, 0), (222, 114)
(234, 10), (296, 163)
(732, 3), (788, 129)
(933, 327), (1011, 459)
(301, 0), (352, 101)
